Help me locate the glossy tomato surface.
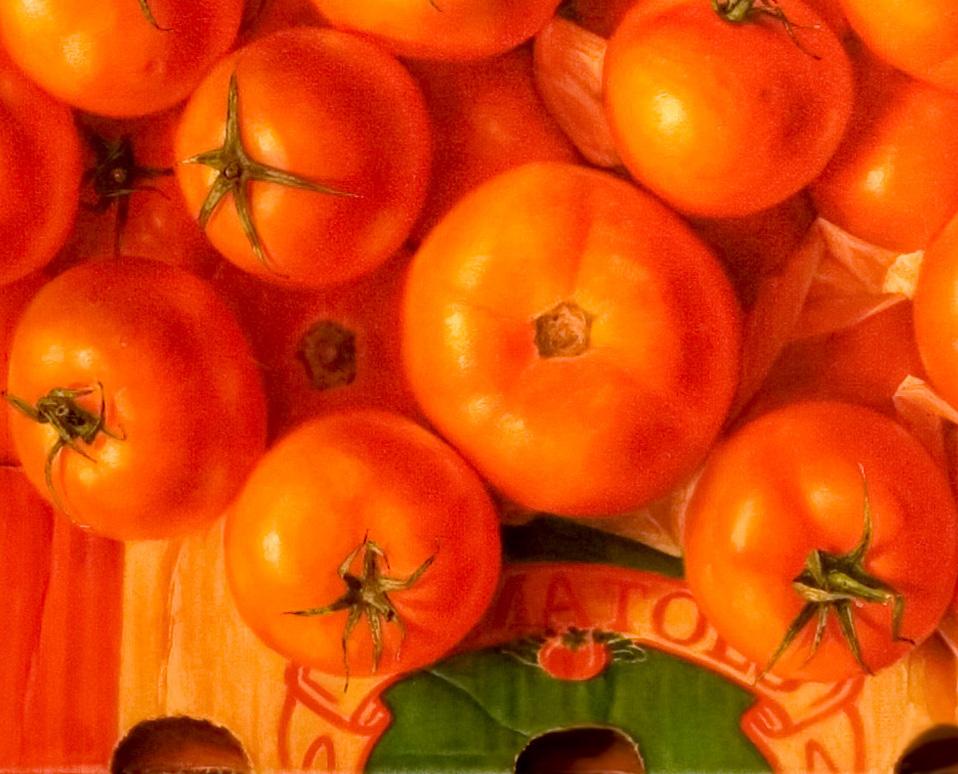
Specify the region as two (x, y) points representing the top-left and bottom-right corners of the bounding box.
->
(604, 0), (853, 216)
(6, 258), (267, 540)
(685, 401), (958, 682)
(403, 162), (742, 516)
(0, 0), (244, 117)
(224, 410), (502, 677)
(175, 28), (431, 287)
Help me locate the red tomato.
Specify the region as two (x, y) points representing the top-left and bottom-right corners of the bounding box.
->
(604, 0), (853, 216)
(238, 0), (324, 44)
(6, 259), (267, 540)
(211, 250), (421, 440)
(402, 162), (741, 516)
(175, 28), (431, 288)
(408, 48), (579, 242)
(838, 0), (958, 92)
(914, 214), (958, 409)
(224, 410), (502, 679)
(308, 0), (562, 60)
(685, 401), (958, 682)
(0, 51), (81, 286)
(0, 0), (244, 117)
(537, 629), (611, 681)
(812, 52), (958, 252)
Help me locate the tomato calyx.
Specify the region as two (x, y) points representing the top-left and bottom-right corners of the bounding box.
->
(296, 320), (358, 391)
(285, 535), (435, 690)
(137, 0), (172, 31)
(759, 465), (912, 681)
(81, 131), (173, 255)
(711, 0), (821, 59)
(534, 300), (593, 358)
(182, 71), (358, 277)
(3, 382), (125, 515)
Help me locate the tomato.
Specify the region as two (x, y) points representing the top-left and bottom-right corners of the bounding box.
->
(6, 258), (267, 540)
(812, 52), (958, 253)
(55, 110), (219, 277)
(0, 51), (81, 287)
(223, 410), (502, 679)
(799, 0), (849, 37)
(0, 0), (244, 117)
(685, 401), (958, 683)
(408, 48), (578, 242)
(604, 0), (853, 216)
(914, 214), (958, 410)
(175, 28), (431, 288)
(211, 250), (421, 441)
(537, 630), (611, 681)
(308, 0), (562, 60)
(402, 162), (741, 517)
(558, 0), (640, 37)
(237, 0), (323, 44)
(838, 0), (958, 93)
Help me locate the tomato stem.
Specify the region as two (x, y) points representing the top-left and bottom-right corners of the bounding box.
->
(296, 320), (357, 391)
(181, 71), (358, 276)
(3, 383), (125, 516)
(758, 465), (911, 682)
(137, 0), (172, 31)
(711, 0), (822, 59)
(534, 301), (593, 358)
(285, 535), (435, 691)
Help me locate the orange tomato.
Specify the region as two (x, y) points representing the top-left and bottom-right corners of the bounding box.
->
(686, 400), (958, 682)
(812, 53), (958, 252)
(175, 28), (431, 287)
(224, 410), (502, 678)
(6, 259), (267, 540)
(403, 162), (742, 516)
(408, 48), (579, 242)
(604, 0), (853, 216)
(838, 0), (958, 92)
(308, 0), (562, 60)
(0, 51), (81, 286)
(0, 0), (244, 117)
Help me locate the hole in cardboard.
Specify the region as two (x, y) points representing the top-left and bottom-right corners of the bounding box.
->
(515, 725), (645, 774)
(895, 724), (958, 774)
(110, 715), (252, 774)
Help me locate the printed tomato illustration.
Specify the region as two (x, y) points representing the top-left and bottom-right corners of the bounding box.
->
(403, 162), (741, 516)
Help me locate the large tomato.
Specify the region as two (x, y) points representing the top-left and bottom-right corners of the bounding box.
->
(0, 0), (244, 117)
(402, 162), (742, 517)
(307, 0), (562, 60)
(0, 51), (81, 287)
(838, 0), (958, 92)
(604, 0), (853, 216)
(223, 410), (502, 679)
(812, 51), (958, 252)
(6, 258), (267, 540)
(914, 213), (958, 409)
(175, 27), (431, 288)
(685, 401), (958, 683)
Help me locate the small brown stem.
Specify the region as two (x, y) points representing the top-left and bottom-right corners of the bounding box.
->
(534, 301), (593, 358)
(712, 0), (822, 59)
(296, 320), (357, 391)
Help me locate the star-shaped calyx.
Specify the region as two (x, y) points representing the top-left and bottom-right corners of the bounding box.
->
(182, 71), (357, 277)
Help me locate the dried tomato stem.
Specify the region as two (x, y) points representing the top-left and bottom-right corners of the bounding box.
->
(712, 0), (822, 58)
(534, 300), (593, 358)
(138, 0), (172, 31)
(757, 465), (909, 682)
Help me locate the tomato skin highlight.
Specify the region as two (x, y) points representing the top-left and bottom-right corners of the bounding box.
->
(604, 0), (854, 217)
(685, 400), (958, 683)
(175, 27), (432, 288)
(224, 410), (502, 677)
(6, 258), (267, 541)
(0, 0), (244, 117)
(402, 162), (742, 517)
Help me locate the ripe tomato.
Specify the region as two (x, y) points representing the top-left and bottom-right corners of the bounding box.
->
(914, 214), (958, 410)
(211, 250), (421, 441)
(6, 259), (267, 540)
(307, 0), (562, 60)
(0, 0), (243, 117)
(537, 630), (611, 681)
(0, 51), (81, 287)
(838, 0), (958, 92)
(223, 410), (502, 679)
(812, 52), (958, 253)
(604, 0), (853, 216)
(408, 48), (578, 242)
(402, 162), (741, 516)
(175, 28), (431, 288)
(685, 401), (958, 683)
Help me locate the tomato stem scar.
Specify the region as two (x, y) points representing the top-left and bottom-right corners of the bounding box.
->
(297, 320), (358, 391)
(285, 535), (435, 691)
(534, 300), (593, 358)
(181, 71), (358, 276)
(757, 464), (911, 682)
